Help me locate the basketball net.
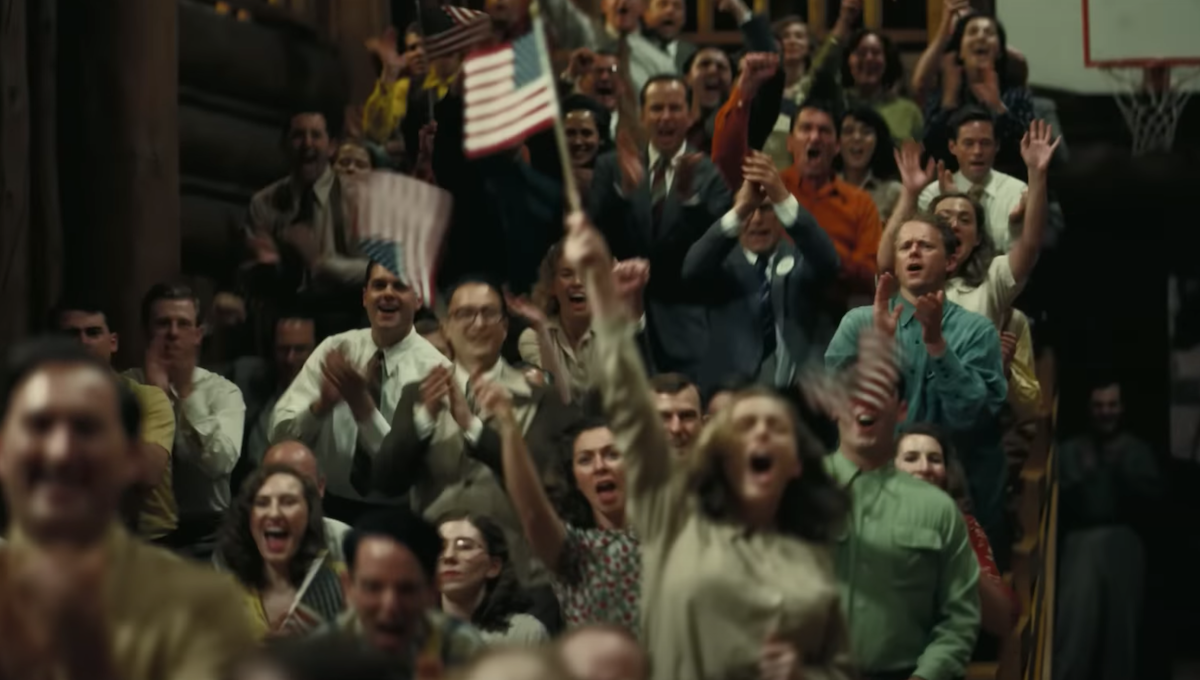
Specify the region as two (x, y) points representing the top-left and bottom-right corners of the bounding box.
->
(1100, 63), (1200, 155)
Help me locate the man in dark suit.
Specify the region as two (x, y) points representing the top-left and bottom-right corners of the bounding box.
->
(371, 278), (580, 587)
(683, 150), (839, 395)
(588, 75), (732, 379)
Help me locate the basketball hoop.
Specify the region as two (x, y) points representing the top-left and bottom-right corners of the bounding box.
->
(1100, 62), (1200, 155)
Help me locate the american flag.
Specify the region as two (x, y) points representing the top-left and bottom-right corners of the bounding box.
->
(423, 5), (491, 61)
(462, 32), (558, 158)
(352, 172), (453, 307)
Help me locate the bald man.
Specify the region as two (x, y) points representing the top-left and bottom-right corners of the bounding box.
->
(559, 625), (650, 680)
(263, 440), (352, 562)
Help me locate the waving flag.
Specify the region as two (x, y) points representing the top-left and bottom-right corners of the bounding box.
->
(462, 32), (559, 158)
(423, 5), (491, 60)
(353, 172), (452, 307)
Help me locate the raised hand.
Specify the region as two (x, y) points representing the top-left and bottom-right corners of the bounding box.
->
(913, 290), (946, 351)
(895, 141), (935, 195)
(936, 159), (957, 195)
(472, 377), (515, 424)
(873, 272), (902, 338)
(144, 337), (171, 394)
(419, 365), (452, 418)
(365, 26), (409, 85)
(941, 0), (970, 35)
(1000, 331), (1017, 376)
(1020, 119), (1061, 174)
(736, 52), (779, 101)
(504, 290), (548, 330)
(967, 66), (1003, 111)
(322, 348), (372, 418)
(612, 258), (651, 314)
(733, 177), (767, 220)
(567, 47), (595, 80)
(674, 152), (704, 199)
(247, 232), (280, 266)
(563, 212), (611, 272)
(616, 130), (645, 195)
(742, 150), (788, 204)
(1008, 189), (1028, 226)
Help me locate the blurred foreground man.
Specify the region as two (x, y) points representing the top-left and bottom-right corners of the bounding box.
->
(0, 338), (252, 680)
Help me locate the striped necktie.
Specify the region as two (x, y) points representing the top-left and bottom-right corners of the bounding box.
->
(350, 350), (386, 496)
(756, 256), (776, 356)
(650, 156), (669, 225)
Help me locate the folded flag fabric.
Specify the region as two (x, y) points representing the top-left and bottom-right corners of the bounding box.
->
(462, 32), (558, 158)
(352, 172), (453, 307)
(423, 5), (491, 61)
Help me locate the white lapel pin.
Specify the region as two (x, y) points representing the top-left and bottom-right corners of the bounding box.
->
(775, 255), (795, 277)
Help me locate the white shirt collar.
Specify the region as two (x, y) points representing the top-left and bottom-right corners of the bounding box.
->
(743, 248), (776, 268)
(647, 142), (687, 171)
(292, 164), (336, 206)
(373, 329), (421, 375)
(953, 169), (995, 197)
(454, 358), (532, 397)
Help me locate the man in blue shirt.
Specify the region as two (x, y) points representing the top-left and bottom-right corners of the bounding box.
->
(826, 212), (1009, 559)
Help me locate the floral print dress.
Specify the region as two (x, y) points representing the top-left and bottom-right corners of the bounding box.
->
(552, 525), (641, 635)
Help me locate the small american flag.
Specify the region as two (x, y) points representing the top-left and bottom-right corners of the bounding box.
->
(423, 5), (491, 61)
(462, 32), (558, 158)
(353, 172), (453, 307)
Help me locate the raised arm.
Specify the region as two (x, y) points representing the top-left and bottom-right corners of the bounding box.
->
(474, 379), (569, 572)
(879, 141), (940, 273)
(564, 213), (690, 544)
(911, 0), (969, 100)
(1006, 119), (1059, 285)
(509, 294), (572, 405)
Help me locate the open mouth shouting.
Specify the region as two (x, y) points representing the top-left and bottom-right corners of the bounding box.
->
(747, 450), (777, 486)
(594, 479), (620, 505)
(375, 298), (401, 323)
(260, 524), (293, 556)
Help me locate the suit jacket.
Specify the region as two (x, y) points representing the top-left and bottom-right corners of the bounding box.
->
(682, 199), (840, 394)
(588, 147), (732, 375)
(372, 360), (580, 583)
(673, 38), (698, 73)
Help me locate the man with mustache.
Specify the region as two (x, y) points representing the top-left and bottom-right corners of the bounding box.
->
(642, 0), (694, 72)
(0, 338), (253, 679)
(271, 262), (449, 525)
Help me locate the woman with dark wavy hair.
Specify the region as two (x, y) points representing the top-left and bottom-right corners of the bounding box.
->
(562, 213), (854, 680)
(840, 28), (925, 142)
(216, 465), (344, 640)
(436, 512), (548, 645)
(471, 384), (641, 634)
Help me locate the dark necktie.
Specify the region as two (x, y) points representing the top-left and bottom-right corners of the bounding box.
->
(297, 186), (318, 224)
(350, 350), (386, 496)
(650, 156), (669, 226)
(756, 256), (777, 356)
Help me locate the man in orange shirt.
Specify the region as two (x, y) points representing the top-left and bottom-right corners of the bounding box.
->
(714, 66), (881, 319)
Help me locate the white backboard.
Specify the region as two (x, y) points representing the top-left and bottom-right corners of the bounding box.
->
(999, 0), (1200, 94)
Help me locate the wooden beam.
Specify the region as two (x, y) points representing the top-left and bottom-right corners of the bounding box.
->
(30, 0), (63, 320)
(0, 0), (31, 349)
(927, 0), (943, 44)
(326, 0), (391, 129)
(70, 0), (180, 366)
(807, 0), (825, 31)
(697, 0), (712, 37)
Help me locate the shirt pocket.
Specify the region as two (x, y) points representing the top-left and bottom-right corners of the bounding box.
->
(889, 525), (943, 593)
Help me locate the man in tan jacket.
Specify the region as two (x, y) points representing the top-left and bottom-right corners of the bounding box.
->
(0, 338), (253, 680)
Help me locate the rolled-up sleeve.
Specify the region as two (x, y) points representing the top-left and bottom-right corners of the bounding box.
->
(178, 381), (245, 478)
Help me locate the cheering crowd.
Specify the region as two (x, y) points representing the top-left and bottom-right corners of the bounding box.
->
(0, 0), (1162, 679)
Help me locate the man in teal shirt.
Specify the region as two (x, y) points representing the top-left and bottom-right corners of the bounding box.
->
(825, 214), (1008, 559)
(823, 329), (981, 680)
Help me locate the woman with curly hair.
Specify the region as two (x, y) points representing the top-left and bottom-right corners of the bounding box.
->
(474, 376), (641, 635)
(895, 423), (1020, 637)
(561, 213), (854, 680)
(216, 465), (344, 640)
(436, 512), (548, 645)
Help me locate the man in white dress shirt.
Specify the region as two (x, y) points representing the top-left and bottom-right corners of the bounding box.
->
(124, 283), (246, 558)
(918, 106), (1026, 253)
(373, 278), (581, 585)
(271, 261), (449, 524)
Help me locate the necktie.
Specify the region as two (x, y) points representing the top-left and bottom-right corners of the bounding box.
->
(297, 186), (318, 224)
(650, 156), (669, 225)
(756, 256), (777, 356)
(350, 350), (386, 496)
(967, 184), (986, 203)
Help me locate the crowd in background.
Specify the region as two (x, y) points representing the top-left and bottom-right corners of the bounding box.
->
(0, 1), (1162, 679)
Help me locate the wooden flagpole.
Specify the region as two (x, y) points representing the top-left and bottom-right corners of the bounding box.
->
(528, 0), (582, 215)
(413, 0), (436, 119)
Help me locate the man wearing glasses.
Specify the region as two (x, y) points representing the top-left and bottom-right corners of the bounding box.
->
(373, 278), (581, 593)
(271, 261), (451, 525)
